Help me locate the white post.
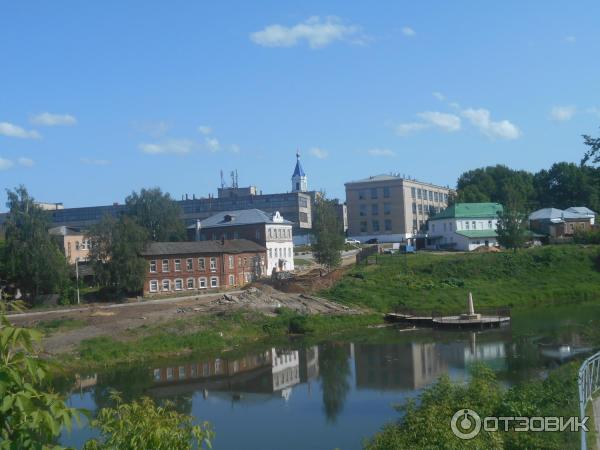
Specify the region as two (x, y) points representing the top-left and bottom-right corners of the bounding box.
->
(75, 259), (81, 305)
(468, 292), (475, 315)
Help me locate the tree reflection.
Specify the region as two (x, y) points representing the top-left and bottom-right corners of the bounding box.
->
(319, 343), (351, 423)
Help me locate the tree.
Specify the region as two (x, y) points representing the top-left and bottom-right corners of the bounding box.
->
(311, 195), (345, 271)
(82, 392), (212, 450)
(496, 203), (528, 253)
(88, 215), (149, 294)
(0, 315), (82, 448)
(125, 188), (185, 241)
(2, 186), (71, 299)
(533, 162), (599, 211)
(319, 343), (351, 423)
(582, 128), (600, 166)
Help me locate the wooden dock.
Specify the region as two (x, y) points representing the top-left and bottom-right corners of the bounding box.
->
(384, 312), (511, 330)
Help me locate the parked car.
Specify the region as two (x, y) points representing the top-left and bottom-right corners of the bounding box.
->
(366, 238), (379, 244)
(345, 238), (361, 245)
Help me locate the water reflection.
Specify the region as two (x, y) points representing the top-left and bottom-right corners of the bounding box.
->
(60, 327), (595, 450)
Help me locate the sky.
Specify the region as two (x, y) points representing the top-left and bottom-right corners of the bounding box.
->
(1, 1), (600, 211)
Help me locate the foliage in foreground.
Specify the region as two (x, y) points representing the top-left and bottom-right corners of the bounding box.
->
(0, 315), (81, 449)
(365, 363), (580, 450)
(82, 392), (212, 450)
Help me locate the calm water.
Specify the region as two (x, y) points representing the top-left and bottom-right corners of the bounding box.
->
(58, 303), (599, 450)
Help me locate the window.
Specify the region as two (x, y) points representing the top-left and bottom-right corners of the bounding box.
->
(268, 228), (272, 238)
(449, 222), (453, 231)
(465, 221), (470, 230)
(412, 202), (417, 214)
(417, 188), (422, 199)
(229, 255), (234, 269)
(472, 221), (476, 230)
(166, 368), (173, 380)
(187, 278), (194, 289)
(75, 241), (80, 250)
(174, 259), (181, 271)
(372, 220), (380, 232)
(243, 256), (248, 266)
(423, 189), (428, 199)
(299, 212), (308, 223)
(150, 260), (157, 273)
(229, 274), (235, 286)
(371, 204), (379, 215)
(186, 258), (193, 271)
(488, 220), (493, 229)
(268, 248), (272, 258)
(411, 187), (416, 198)
(199, 277), (207, 289)
(162, 259), (169, 272)
(358, 189), (367, 200)
(299, 197), (308, 208)
(428, 191), (433, 201)
(359, 204), (367, 216)
(383, 186), (390, 198)
(149, 280), (158, 292)
(198, 258), (205, 270)
(383, 203), (391, 215)
(431, 224), (436, 232)
(210, 257), (217, 272)
(179, 366), (185, 379)
(153, 368), (161, 381)
(444, 193), (448, 202)
(384, 219), (392, 231)
(370, 188), (378, 199)
(360, 221), (367, 232)
(174, 279), (183, 290)
(210, 276), (219, 288)
(233, 232), (239, 239)
(274, 248), (278, 258)
(418, 204), (423, 214)
(412, 219), (418, 232)
(162, 279), (170, 291)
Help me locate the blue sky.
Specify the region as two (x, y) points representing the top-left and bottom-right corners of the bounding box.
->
(1, 1), (599, 211)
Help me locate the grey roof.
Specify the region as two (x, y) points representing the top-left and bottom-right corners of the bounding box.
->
(528, 208), (590, 221)
(48, 226), (85, 236)
(190, 209), (293, 229)
(346, 174), (402, 184)
(140, 239), (266, 256)
(565, 206), (597, 216)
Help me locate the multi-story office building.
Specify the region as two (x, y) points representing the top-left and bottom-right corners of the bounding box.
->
(345, 174), (453, 243)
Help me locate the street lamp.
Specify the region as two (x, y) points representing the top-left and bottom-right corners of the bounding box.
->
(75, 258), (80, 305)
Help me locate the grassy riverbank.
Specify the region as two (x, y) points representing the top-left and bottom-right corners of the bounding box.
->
(56, 310), (382, 371)
(323, 245), (600, 312)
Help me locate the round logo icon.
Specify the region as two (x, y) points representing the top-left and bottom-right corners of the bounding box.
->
(451, 409), (481, 440)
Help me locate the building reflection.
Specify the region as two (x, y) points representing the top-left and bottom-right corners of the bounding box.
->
(149, 347), (318, 401)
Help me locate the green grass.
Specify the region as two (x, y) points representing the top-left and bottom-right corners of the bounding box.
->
(37, 318), (87, 335)
(61, 310), (382, 371)
(322, 245), (600, 313)
(293, 258), (312, 266)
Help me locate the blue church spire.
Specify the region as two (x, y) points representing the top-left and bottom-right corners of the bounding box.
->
(292, 149), (305, 177)
(291, 149), (307, 192)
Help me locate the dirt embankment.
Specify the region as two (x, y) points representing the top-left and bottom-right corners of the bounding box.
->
(8, 283), (358, 356)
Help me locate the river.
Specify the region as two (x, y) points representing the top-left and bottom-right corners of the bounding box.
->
(58, 302), (599, 449)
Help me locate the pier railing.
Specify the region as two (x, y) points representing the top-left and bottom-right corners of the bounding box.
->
(393, 305), (511, 319)
(578, 350), (600, 450)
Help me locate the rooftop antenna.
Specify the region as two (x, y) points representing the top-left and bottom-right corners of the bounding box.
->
(235, 169), (239, 188)
(220, 170), (225, 189)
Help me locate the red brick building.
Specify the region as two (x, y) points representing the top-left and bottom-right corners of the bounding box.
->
(140, 239), (266, 296)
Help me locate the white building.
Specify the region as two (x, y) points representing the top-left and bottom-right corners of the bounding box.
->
(428, 203), (503, 251)
(196, 208), (294, 274)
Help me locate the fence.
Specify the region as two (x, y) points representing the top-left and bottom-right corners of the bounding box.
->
(355, 245), (380, 265)
(578, 350), (600, 450)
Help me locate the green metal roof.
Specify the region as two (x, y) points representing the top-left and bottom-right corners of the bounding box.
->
(455, 230), (499, 238)
(431, 203), (503, 220)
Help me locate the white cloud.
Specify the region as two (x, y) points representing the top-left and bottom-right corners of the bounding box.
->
(0, 157), (14, 170)
(81, 158), (110, 166)
(205, 137), (220, 152)
(564, 35), (576, 43)
(31, 112), (77, 126)
(198, 125), (212, 135)
(250, 16), (362, 48)
(367, 148), (396, 157)
(230, 144), (240, 153)
(462, 108), (521, 139)
(417, 111), (461, 132)
(395, 122), (428, 136)
(139, 139), (194, 155)
(550, 105), (576, 121)
(432, 92), (445, 101)
(17, 157), (34, 167)
(309, 147), (328, 159)
(401, 26), (415, 37)
(0, 122), (41, 139)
